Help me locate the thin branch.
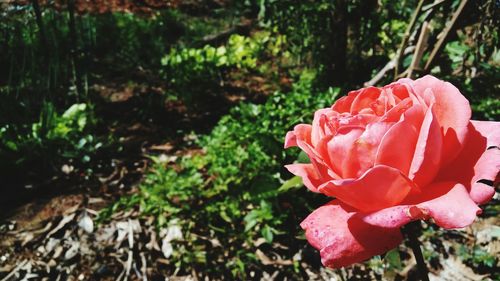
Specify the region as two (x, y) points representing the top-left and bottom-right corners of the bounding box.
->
(422, 0), (448, 12)
(424, 0), (469, 71)
(394, 0), (426, 78)
(364, 46), (415, 86)
(407, 21), (431, 78)
(67, 0), (83, 98)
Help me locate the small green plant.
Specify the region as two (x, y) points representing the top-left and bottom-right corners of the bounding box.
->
(458, 245), (497, 268)
(160, 32), (285, 107)
(0, 102), (101, 183)
(244, 200), (275, 243)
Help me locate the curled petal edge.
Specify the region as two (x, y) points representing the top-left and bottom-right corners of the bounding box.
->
(301, 183), (483, 268)
(318, 165), (414, 212)
(284, 124), (312, 149)
(436, 120), (499, 204)
(300, 201), (403, 268)
(285, 164), (321, 193)
(356, 182), (481, 230)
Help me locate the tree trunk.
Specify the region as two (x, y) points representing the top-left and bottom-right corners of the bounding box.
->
(67, 0), (84, 98)
(31, 0), (48, 51)
(327, 0), (348, 86)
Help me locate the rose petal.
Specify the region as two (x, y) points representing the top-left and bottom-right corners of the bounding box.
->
(385, 82), (411, 100)
(436, 121), (499, 204)
(290, 130), (340, 187)
(382, 97), (413, 122)
(350, 87), (381, 114)
(416, 182), (481, 229)
(327, 127), (364, 177)
(376, 104), (424, 175)
(284, 131), (296, 148)
(315, 135), (342, 179)
(412, 75), (471, 164)
(332, 91), (357, 113)
(393, 78), (429, 108)
(295, 139), (323, 166)
(311, 108), (336, 147)
(318, 165), (413, 212)
(301, 201), (402, 268)
(468, 149), (498, 204)
(284, 124), (312, 148)
(352, 205), (425, 229)
(285, 164), (322, 193)
(369, 96), (389, 116)
(409, 105), (443, 187)
(356, 182), (482, 230)
(343, 122), (394, 178)
(471, 120), (500, 148)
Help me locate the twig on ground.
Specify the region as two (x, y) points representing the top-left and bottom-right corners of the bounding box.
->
(125, 219), (134, 281)
(46, 213), (76, 238)
(1, 260), (28, 281)
(141, 253), (148, 281)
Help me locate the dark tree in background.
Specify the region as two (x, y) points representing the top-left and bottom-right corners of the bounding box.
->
(327, 0), (347, 85)
(263, 0), (406, 88)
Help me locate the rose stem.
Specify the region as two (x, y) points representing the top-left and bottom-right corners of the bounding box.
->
(403, 221), (430, 281)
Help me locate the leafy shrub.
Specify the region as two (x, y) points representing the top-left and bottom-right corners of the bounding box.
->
(0, 102), (101, 184)
(472, 97), (500, 120)
(106, 71), (339, 277)
(437, 41), (500, 121)
(163, 34), (262, 70)
(160, 32), (286, 106)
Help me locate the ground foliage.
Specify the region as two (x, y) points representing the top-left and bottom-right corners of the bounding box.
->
(0, 0), (499, 280)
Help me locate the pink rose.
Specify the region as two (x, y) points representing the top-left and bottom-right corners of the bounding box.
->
(284, 75), (499, 268)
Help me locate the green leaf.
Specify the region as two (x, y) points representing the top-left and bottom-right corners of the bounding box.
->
(261, 225), (273, 243)
(297, 151), (310, 163)
(220, 209), (232, 223)
(5, 141), (18, 151)
(278, 176), (303, 192)
(244, 219), (258, 232)
(384, 248), (402, 270)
